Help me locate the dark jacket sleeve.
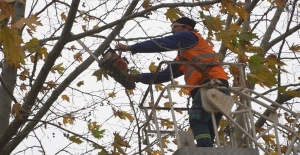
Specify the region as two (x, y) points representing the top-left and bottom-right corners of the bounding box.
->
(129, 31), (198, 54)
(138, 63), (183, 84)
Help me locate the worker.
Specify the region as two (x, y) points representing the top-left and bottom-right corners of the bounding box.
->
(115, 17), (229, 147)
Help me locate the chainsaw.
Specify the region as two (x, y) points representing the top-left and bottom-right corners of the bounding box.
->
(75, 37), (135, 90)
(98, 47), (136, 90)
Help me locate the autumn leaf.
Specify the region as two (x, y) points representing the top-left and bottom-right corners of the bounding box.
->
(155, 83), (164, 91)
(98, 149), (109, 155)
(148, 102), (153, 107)
(262, 135), (276, 146)
(12, 15), (43, 31)
(285, 116), (295, 123)
(281, 145), (288, 153)
(51, 63), (65, 74)
(24, 38), (48, 61)
(129, 67), (140, 74)
(290, 44), (300, 52)
(142, 0), (151, 9)
(0, 1), (14, 20)
(88, 122), (101, 130)
(92, 129), (105, 139)
(255, 127), (266, 133)
(164, 102), (176, 108)
(152, 150), (163, 155)
(238, 32), (258, 41)
(108, 92), (116, 98)
(200, 4), (213, 11)
(24, 38), (40, 53)
(229, 65), (240, 86)
(164, 8), (184, 22)
(149, 62), (159, 73)
(114, 133), (130, 148)
(283, 90), (300, 97)
(92, 69), (109, 81)
(126, 89), (134, 95)
(175, 109), (183, 114)
(11, 103), (23, 119)
(278, 86), (300, 97)
(0, 25), (25, 67)
(222, 0), (236, 16)
(20, 83), (27, 91)
(76, 81), (84, 87)
(266, 54), (286, 74)
(93, 24), (100, 29)
(161, 137), (170, 148)
(61, 95), (70, 102)
(47, 80), (57, 89)
(69, 45), (77, 51)
(114, 110), (134, 122)
(38, 47), (48, 60)
(19, 69), (29, 81)
(273, 0), (287, 8)
(61, 12), (67, 21)
(247, 73), (277, 88)
(73, 52), (83, 62)
(248, 55), (265, 72)
(164, 102), (171, 108)
(112, 133), (130, 154)
(63, 114), (75, 125)
(81, 25), (87, 31)
(248, 55), (278, 87)
(236, 7), (249, 21)
(178, 88), (189, 96)
(161, 118), (173, 128)
(172, 139), (178, 145)
(200, 11), (223, 32)
(69, 136), (83, 144)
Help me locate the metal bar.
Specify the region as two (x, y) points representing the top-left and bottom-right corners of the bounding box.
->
(166, 86), (181, 148)
(168, 63), (175, 85)
(224, 113), (271, 154)
(211, 113), (221, 147)
(140, 107), (190, 110)
(246, 94), (257, 149)
(274, 124), (281, 155)
(146, 130), (175, 134)
(152, 109), (165, 154)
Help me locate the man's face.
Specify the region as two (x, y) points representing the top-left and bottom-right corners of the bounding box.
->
(171, 22), (190, 34)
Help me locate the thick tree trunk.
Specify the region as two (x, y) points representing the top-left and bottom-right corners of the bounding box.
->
(0, 66), (17, 136)
(0, 0), (26, 138)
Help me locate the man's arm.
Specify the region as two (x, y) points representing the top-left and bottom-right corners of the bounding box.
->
(132, 63), (183, 84)
(116, 31), (198, 54)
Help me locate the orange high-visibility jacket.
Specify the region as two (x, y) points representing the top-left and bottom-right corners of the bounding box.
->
(175, 31), (228, 93)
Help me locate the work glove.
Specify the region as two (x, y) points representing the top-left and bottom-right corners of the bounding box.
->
(115, 43), (130, 52)
(127, 74), (140, 84)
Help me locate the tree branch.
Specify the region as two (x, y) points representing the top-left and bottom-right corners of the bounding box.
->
(265, 23), (300, 52)
(218, 0), (260, 59)
(0, 0), (80, 153)
(1, 0), (141, 153)
(0, 75), (18, 104)
(255, 88), (300, 128)
(69, 0), (222, 42)
(260, 5), (285, 57)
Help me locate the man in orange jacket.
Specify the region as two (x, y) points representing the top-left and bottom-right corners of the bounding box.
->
(115, 17), (229, 147)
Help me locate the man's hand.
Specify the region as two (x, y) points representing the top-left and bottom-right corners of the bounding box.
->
(115, 43), (130, 52)
(127, 74), (140, 84)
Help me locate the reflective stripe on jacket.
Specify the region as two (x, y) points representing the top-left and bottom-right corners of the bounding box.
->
(175, 31), (228, 93)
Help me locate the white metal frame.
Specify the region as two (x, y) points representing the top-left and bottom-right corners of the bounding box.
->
(139, 61), (300, 155)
